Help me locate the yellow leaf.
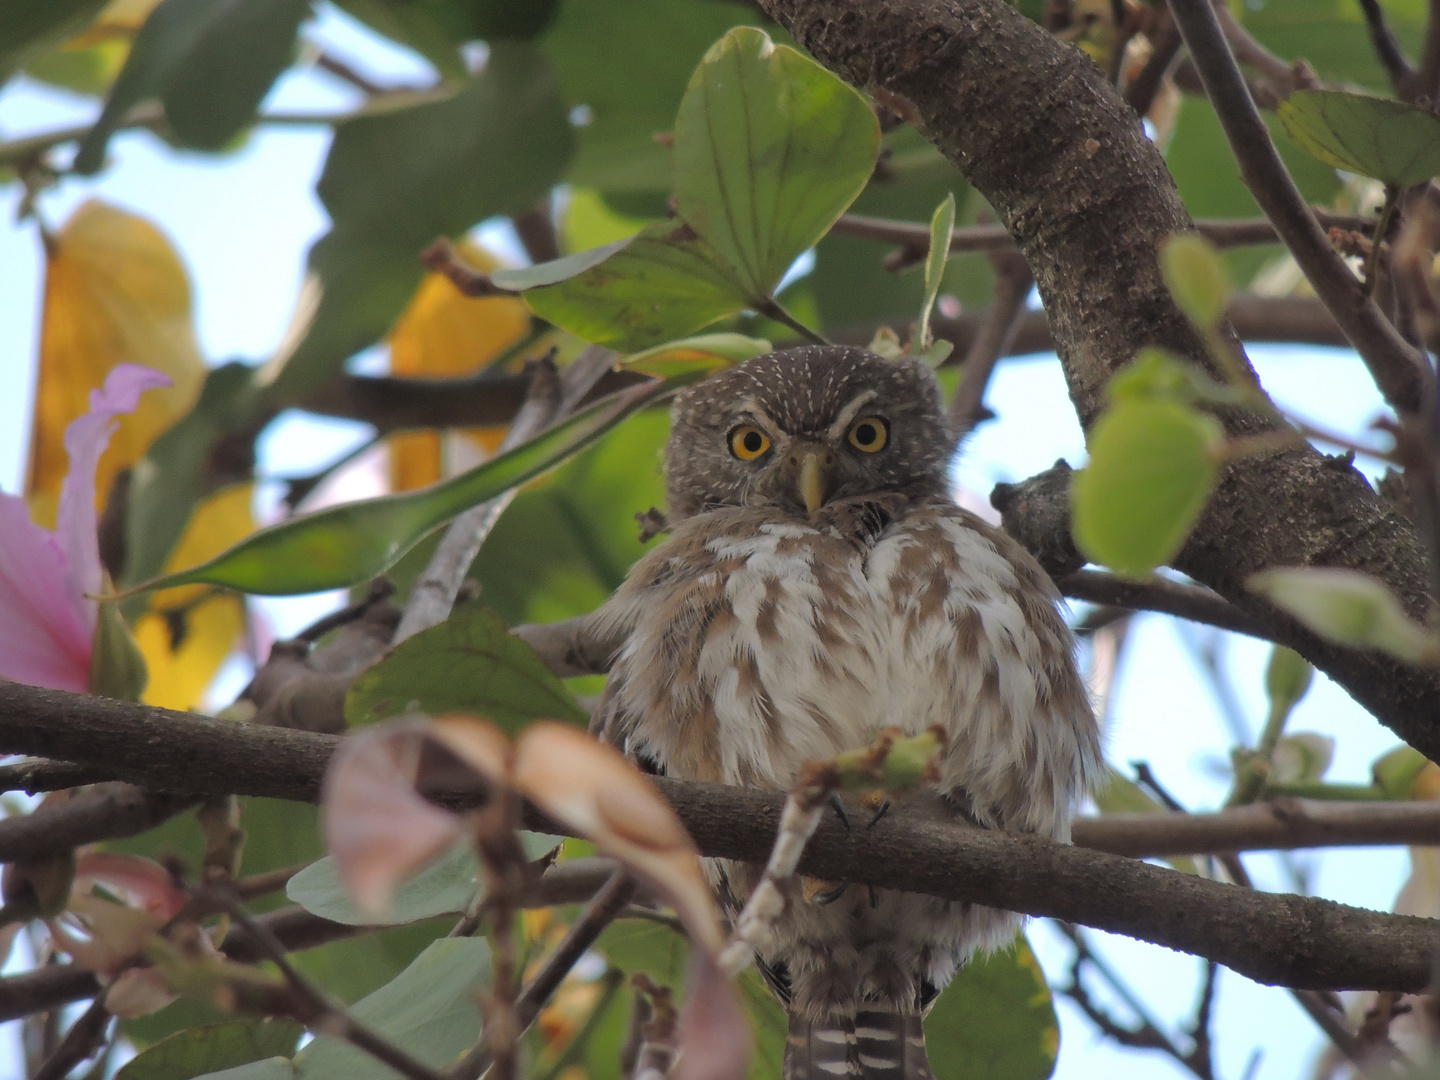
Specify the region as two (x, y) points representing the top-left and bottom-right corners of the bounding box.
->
(28, 200), (205, 527)
(137, 484), (254, 711)
(385, 240), (533, 490)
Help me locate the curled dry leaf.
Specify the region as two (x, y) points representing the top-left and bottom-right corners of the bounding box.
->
(321, 719), (468, 919)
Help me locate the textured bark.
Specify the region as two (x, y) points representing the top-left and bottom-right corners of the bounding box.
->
(0, 683), (1433, 992)
(757, 0), (1440, 752)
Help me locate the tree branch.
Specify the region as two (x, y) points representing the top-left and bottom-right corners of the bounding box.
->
(1055, 569), (1271, 639)
(1357, 0), (1417, 90)
(948, 250), (1033, 432)
(1168, 0), (1427, 414)
(0, 684), (1436, 992)
(755, 0), (1440, 754)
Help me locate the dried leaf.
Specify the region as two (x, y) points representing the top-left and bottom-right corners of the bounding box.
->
(320, 721), (467, 919)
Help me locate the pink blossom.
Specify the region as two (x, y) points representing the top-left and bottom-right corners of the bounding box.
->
(0, 364), (172, 692)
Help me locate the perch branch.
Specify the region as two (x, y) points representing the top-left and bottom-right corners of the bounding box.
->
(0, 683), (1436, 992)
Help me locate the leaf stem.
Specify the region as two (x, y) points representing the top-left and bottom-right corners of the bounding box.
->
(1363, 185), (1400, 297)
(754, 297), (830, 346)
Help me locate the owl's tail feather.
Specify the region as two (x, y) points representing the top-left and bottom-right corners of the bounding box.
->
(783, 1008), (933, 1080)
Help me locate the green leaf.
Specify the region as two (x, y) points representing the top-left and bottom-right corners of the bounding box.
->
(293, 938), (490, 1080)
(542, 0), (766, 194)
(161, 0), (310, 151)
(1372, 745), (1431, 799)
(117, 1020), (303, 1080)
(0, 0), (106, 88)
(672, 27), (880, 296)
(124, 377), (676, 597)
(1278, 90), (1440, 187)
(1248, 566), (1437, 664)
(925, 935), (1058, 1080)
(89, 599), (149, 701)
(917, 192), (956, 349)
(620, 333), (773, 376)
(345, 605), (589, 728)
(287, 839), (480, 927)
(270, 45), (574, 396)
(511, 220), (751, 351)
(1159, 234), (1231, 329)
(334, 0), (556, 79)
(74, 0), (309, 171)
(1072, 399), (1223, 576)
(470, 409), (671, 627)
(193, 1059), (296, 1080)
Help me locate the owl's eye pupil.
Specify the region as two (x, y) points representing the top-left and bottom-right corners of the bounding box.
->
(743, 430), (764, 453)
(855, 423), (877, 445)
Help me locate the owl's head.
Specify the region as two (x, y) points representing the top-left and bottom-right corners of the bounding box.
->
(664, 345), (956, 519)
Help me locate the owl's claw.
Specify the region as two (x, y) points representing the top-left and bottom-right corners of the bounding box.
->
(828, 791), (851, 830)
(866, 797), (891, 829)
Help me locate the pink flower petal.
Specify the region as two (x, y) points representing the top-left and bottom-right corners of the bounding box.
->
(57, 363), (173, 618)
(0, 492), (92, 691)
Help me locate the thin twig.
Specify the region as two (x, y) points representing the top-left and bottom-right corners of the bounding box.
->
(1358, 0), (1417, 89)
(1167, 0), (1428, 414)
(419, 239), (522, 298)
(1125, 8), (1184, 117)
(199, 886), (450, 1080)
(755, 296), (831, 345)
(31, 996), (111, 1080)
(948, 250), (1033, 432)
(312, 51), (389, 96)
(830, 210), (1375, 257)
(392, 358), (563, 642)
(1056, 570), (1269, 639)
(451, 870), (637, 1080)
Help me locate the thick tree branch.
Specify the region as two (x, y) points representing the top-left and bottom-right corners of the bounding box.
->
(1168, 0), (1426, 414)
(0, 785), (196, 863)
(757, 0), (1440, 757)
(0, 684), (1436, 992)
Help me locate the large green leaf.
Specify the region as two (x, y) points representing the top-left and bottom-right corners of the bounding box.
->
(116, 1020), (303, 1080)
(509, 220), (750, 350)
(287, 840), (480, 926)
(335, 0), (556, 80)
(541, 0), (768, 193)
(1278, 90), (1440, 187)
(1071, 399), (1223, 577)
(925, 936), (1058, 1080)
(1249, 567), (1436, 664)
(293, 938), (491, 1080)
(74, 0), (310, 171)
(345, 605), (589, 728)
(672, 27), (880, 296)
(270, 45), (573, 396)
(124, 377), (677, 596)
(471, 409), (670, 627)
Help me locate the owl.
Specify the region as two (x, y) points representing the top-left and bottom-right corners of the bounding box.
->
(592, 345), (1101, 1080)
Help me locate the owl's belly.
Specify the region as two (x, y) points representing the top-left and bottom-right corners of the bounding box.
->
(693, 520), (982, 789)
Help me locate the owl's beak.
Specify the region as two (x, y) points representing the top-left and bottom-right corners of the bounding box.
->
(797, 449), (830, 513)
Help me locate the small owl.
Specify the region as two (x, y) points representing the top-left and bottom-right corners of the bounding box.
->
(592, 346), (1101, 1080)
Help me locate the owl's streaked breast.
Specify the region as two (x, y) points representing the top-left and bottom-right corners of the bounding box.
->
(593, 495), (1096, 840)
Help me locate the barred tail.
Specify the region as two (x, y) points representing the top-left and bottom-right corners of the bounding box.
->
(784, 1009), (933, 1080)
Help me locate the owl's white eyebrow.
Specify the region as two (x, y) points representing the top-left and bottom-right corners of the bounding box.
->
(827, 390), (879, 438)
(735, 400), (781, 434)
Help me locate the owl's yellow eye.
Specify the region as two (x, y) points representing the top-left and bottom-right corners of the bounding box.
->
(729, 424), (771, 461)
(847, 416), (889, 453)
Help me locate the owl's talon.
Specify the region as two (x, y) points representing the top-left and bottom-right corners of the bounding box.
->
(828, 791), (851, 830)
(866, 797), (891, 829)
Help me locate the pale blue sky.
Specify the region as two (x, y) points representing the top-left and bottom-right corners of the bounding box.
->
(0, 6), (1418, 1077)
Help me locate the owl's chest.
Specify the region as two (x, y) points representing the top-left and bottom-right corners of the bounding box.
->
(649, 513), (995, 787)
